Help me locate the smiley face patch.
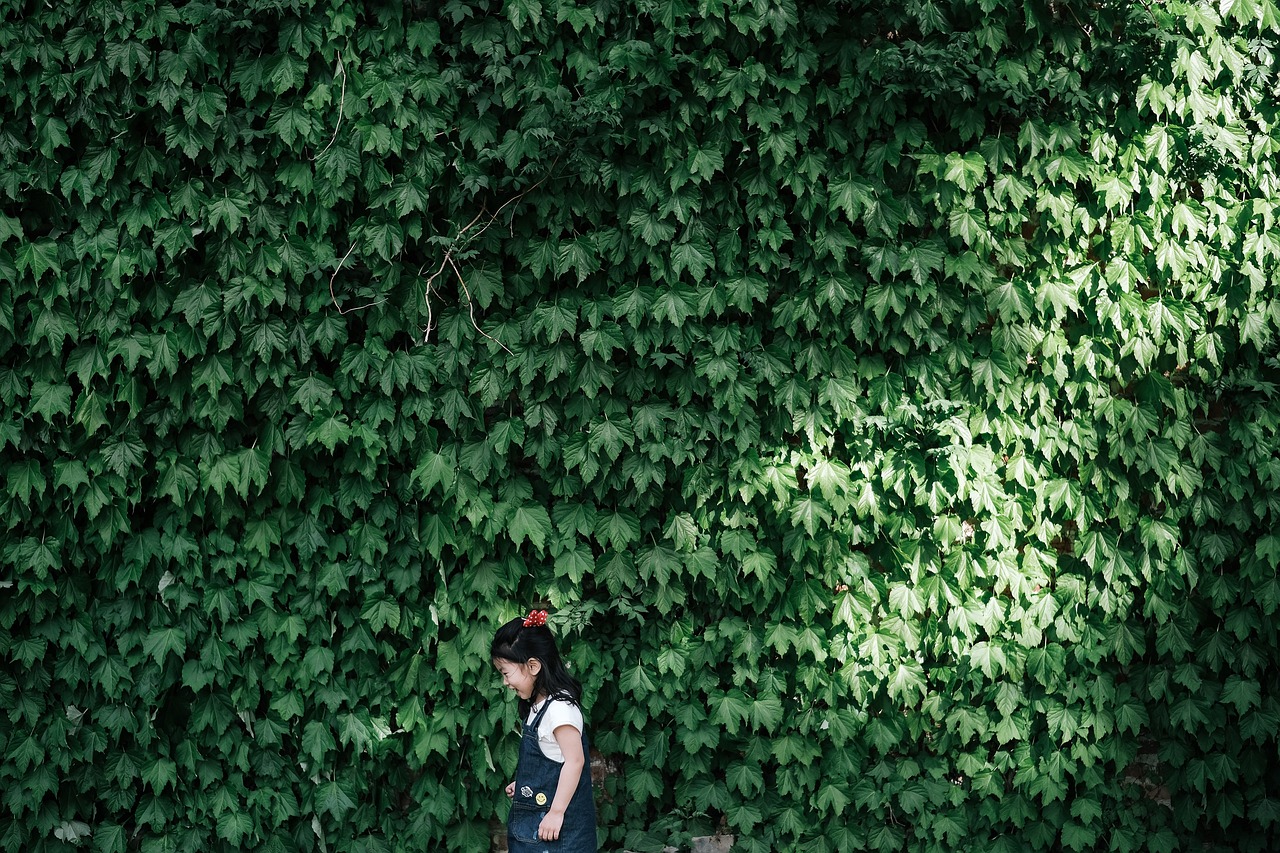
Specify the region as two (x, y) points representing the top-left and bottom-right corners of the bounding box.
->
(535, 792), (547, 806)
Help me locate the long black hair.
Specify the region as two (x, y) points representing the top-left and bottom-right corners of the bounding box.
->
(491, 614), (583, 717)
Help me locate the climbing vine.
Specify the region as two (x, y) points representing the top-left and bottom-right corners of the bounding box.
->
(2, 0), (1279, 851)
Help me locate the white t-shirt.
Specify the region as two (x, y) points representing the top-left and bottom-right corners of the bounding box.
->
(526, 697), (584, 762)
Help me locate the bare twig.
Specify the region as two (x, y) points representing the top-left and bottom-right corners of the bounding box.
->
(328, 241), (386, 314)
(313, 52), (348, 163)
(448, 255), (512, 354)
(422, 254), (451, 297)
(423, 284), (434, 341)
(420, 170), (555, 345)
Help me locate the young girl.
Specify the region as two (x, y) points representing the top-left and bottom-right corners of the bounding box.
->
(492, 609), (597, 852)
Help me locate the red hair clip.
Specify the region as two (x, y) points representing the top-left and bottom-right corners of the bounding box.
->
(522, 609), (548, 627)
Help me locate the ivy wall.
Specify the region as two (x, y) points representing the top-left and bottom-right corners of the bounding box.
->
(2, 0), (1280, 851)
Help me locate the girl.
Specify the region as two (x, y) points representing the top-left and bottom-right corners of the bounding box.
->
(492, 609), (597, 852)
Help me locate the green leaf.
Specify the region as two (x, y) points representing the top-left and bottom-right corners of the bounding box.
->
(101, 433), (147, 477)
(414, 448), (458, 494)
(1251, 795), (1280, 827)
(942, 150), (987, 192)
(656, 645), (687, 678)
(670, 240), (713, 282)
(726, 762), (763, 796)
(595, 510), (640, 549)
(637, 544), (680, 584)
(510, 504), (552, 551)
(663, 512), (700, 551)
(15, 238), (60, 282)
(35, 115), (70, 157)
(709, 690), (751, 734)
(621, 664), (656, 699)
(361, 596), (401, 633)
(790, 496), (832, 536)
(8, 734), (43, 774)
(0, 212), (23, 242)
(969, 641), (1006, 679)
(307, 413), (352, 450)
(887, 660), (925, 704)
(1221, 676), (1261, 714)
(141, 756), (177, 795)
(303, 720), (336, 763)
(216, 810), (253, 846)
(749, 696), (783, 733)
(303, 645), (335, 679)
(93, 824), (127, 853)
(207, 193), (250, 232)
(142, 627), (187, 664)
(7, 459), (46, 505)
(949, 204), (987, 247)
(816, 781), (851, 815)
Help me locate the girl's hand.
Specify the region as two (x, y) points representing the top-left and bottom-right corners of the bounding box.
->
(538, 809), (565, 841)
(505, 781), (515, 798)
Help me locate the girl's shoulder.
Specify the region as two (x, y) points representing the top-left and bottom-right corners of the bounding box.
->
(535, 695), (585, 731)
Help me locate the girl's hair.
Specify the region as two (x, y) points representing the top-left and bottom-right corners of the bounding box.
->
(492, 615), (583, 717)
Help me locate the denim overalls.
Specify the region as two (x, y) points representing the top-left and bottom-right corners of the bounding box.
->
(507, 695), (597, 853)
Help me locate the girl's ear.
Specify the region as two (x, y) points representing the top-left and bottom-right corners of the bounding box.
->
(525, 658), (542, 675)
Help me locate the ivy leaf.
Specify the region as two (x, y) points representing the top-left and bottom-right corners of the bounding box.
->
(142, 627), (187, 664)
(100, 433), (147, 477)
(207, 193), (250, 232)
(969, 641), (1006, 679)
(656, 645), (687, 678)
(637, 544), (681, 584)
(726, 762), (762, 796)
(663, 512), (700, 551)
(790, 496), (832, 536)
(652, 284), (696, 325)
(1251, 795), (1280, 827)
(413, 448), (458, 494)
(949, 204), (987, 247)
(887, 660), (925, 704)
(93, 824), (127, 853)
(35, 115), (70, 157)
(553, 542), (593, 583)
(307, 414), (352, 451)
(709, 690), (751, 735)
(942, 151), (987, 192)
(0, 211), (23, 242)
(6, 459), (46, 505)
(9, 734), (43, 774)
(1221, 676), (1261, 714)
(587, 416), (633, 461)
(749, 696), (783, 733)
(665, 235), (716, 279)
(621, 664), (655, 698)
(595, 510), (640, 549)
(16, 238), (60, 282)
(509, 504), (552, 551)
(361, 597), (401, 633)
(302, 646), (335, 680)
(303, 721), (336, 763)
(141, 756), (177, 795)
(216, 810), (253, 845)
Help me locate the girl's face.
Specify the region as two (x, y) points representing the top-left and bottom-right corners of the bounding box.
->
(494, 658), (540, 700)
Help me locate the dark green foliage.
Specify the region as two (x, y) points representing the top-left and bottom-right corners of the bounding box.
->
(2, 0), (1280, 851)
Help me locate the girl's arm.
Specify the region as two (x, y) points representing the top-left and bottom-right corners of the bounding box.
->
(536, 725), (586, 841)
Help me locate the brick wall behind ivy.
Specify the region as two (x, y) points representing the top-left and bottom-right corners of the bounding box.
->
(2, 0), (1279, 851)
